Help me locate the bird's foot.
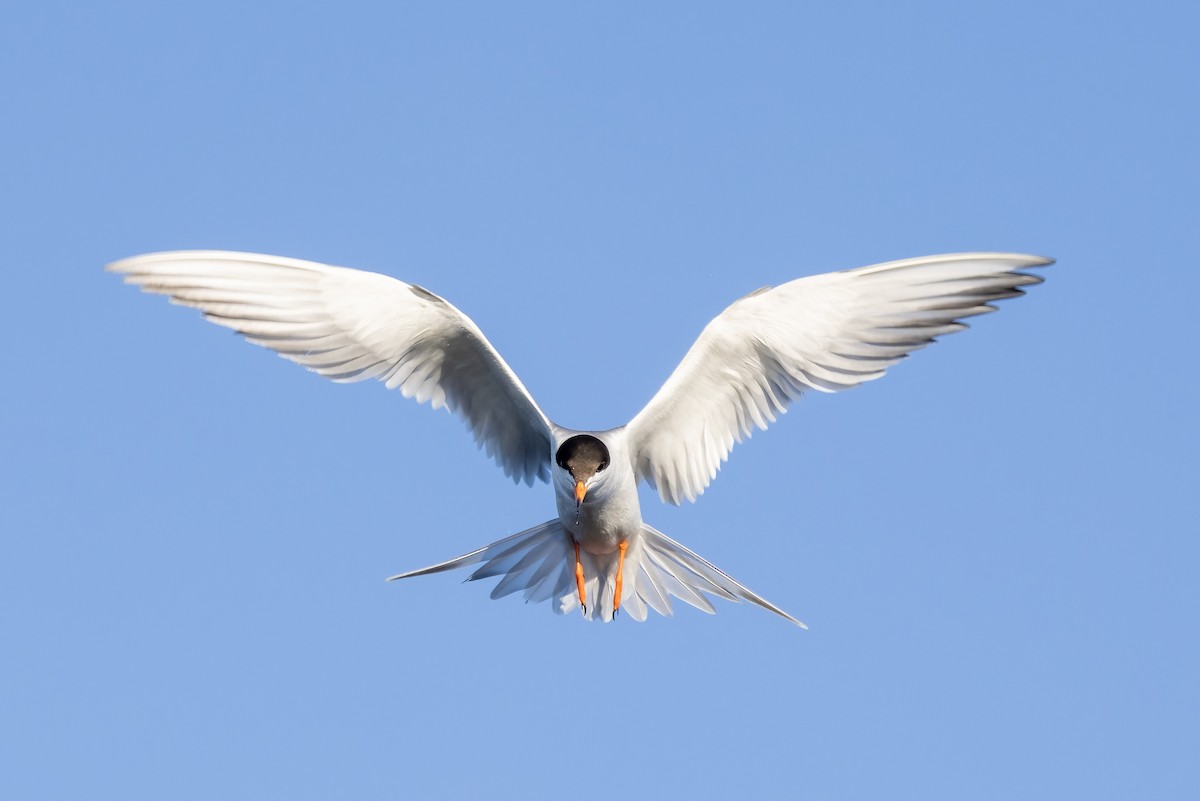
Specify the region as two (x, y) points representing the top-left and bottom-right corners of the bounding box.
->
(574, 541), (587, 616)
(612, 540), (628, 621)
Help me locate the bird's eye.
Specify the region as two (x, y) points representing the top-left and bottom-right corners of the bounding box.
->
(597, 461), (608, 472)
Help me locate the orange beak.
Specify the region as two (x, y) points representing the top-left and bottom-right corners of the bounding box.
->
(574, 479), (587, 504)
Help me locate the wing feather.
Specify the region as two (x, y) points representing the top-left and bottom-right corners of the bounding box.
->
(626, 252), (1050, 504)
(108, 250), (554, 485)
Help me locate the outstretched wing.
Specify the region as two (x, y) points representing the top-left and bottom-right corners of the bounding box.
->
(626, 252), (1050, 504)
(108, 250), (554, 485)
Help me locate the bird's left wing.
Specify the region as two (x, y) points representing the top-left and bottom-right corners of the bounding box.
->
(625, 253), (1050, 505)
(108, 251), (554, 485)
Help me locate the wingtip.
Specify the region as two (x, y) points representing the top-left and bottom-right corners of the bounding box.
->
(1002, 252), (1057, 268)
(104, 256), (135, 274)
(104, 251), (180, 274)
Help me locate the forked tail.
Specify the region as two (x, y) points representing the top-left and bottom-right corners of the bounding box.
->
(387, 520), (805, 627)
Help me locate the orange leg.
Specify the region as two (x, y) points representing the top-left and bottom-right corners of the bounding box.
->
(574, 541), (587, 615)
(613, 540), (628, 620)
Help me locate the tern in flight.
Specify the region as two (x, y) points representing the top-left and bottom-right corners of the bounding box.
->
(110, 251), (1048, 626)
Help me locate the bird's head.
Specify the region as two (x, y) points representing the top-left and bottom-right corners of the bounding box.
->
(555, 434), (610, 509)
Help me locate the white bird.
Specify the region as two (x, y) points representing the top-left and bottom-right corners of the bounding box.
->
(108, 250), (1049, 626)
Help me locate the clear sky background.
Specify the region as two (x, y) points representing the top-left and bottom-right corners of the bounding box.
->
(2, 2), (1196, 799)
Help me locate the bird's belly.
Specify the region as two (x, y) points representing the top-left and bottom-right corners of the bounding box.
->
(558, 499), (640, 556)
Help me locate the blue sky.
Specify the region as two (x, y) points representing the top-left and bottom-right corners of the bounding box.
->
(2, 2), (1196, 798)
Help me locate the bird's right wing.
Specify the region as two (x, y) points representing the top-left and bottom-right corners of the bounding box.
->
(626, 253), (1050, 505)
(108, 251), (554, 485)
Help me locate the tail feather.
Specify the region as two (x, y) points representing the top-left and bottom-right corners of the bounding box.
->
(387, 519), (805, 628)
(636, 524), (806, 627)
(642, 546), (719, 615)
(513, 541), (564, 601)
(632, 557), (671, 618)
(386, 519), (572, 603)
(524, 558), (573, 604)
(384, 523), (553, 580)
(490, 535), (563, 599)
(469, 525), (560, 580)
